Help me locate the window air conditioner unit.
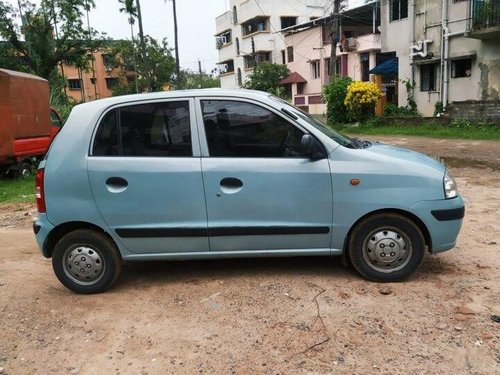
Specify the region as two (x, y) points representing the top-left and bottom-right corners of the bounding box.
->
(346, 37), (357, 51)
(216, 36), (227, 49)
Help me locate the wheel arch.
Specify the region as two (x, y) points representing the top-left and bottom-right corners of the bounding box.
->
(342, 208), (432, 261)
(43, 221), (114, 258)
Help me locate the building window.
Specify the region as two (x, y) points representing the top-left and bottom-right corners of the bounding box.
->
(235, 38), (240, 55)
(360, 53), (370, 81)
(256, 51), (271, 64)
(297, 82), (305, 95)
(451, 58), (472, 78)
(216, 30), (231, 49)
(90, 77), (96, 85)
(102, 54), (113, 72)
(311, 60), (320, 79)
(232, 5), (238, 24)
(280, 16), (297, 29)
(420, 63), (438, 91)
(281, 50), (286, 65)
(390, 0), (408, 21)
(242, 16), (269, 36)
(218, 60), (235, 74)
(105, 77), (118, 90)
(237, 68), (242, 86)
(68, 79), (82, 90)
(287, 46), (294, 63)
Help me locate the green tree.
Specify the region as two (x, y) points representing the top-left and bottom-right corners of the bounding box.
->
(118, 0), (139, 93)
(322, 76), (352, 124)
(0, 0), (103, 80)
(244, 62), (290, 97)
(177, 69), (220, 89)
(110, 36), (175, 95)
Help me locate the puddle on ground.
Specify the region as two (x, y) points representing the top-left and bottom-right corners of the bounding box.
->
(437, 156), (500, 171)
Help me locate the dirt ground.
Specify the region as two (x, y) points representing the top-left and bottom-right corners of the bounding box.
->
(0, 136), (498, 375)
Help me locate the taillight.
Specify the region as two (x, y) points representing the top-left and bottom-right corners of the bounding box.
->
(35, 169), (46, 213)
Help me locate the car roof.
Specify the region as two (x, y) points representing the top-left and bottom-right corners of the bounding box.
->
(74, 88), (273, 112)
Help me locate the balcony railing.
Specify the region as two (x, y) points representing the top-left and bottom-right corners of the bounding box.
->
(473, 0), (500, 28)
(467, 0), (500, 39)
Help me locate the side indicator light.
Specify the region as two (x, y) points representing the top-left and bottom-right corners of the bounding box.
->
(350, 179), (360, 186)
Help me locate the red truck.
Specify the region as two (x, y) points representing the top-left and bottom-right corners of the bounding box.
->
(0, 69), (63, 177)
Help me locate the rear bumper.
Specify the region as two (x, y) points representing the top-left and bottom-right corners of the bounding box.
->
(411, 196), (465, 253)
(33, 214), (55, 258)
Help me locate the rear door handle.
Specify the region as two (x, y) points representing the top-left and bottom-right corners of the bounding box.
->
(106, 177), (128, 187)
(220, 177), (243, 188)
(105, 177), (128, 193)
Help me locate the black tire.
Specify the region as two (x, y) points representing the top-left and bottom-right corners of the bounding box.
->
(8, 161), (32, 179)
(52, 229), (122, 294)
(348, 213), (425, 282)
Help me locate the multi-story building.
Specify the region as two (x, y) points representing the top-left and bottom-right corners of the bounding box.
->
(379, 0), (500, 116)
(62, 49), (123, 102)
(280, 2), (387, 114)
(215, 0), (328, 89)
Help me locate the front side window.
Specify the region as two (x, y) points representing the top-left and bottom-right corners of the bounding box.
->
(201, 100), (306, 158)
(92, 101), (192, 157)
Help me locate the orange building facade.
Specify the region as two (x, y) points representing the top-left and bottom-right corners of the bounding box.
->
(61, 49), (122, 102)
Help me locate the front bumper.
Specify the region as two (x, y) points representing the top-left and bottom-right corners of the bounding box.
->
(411, 196), (465, 253)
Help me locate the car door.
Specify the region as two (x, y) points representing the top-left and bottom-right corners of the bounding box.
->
(88, 98), (209, 254)
(196, 98), (333, 252)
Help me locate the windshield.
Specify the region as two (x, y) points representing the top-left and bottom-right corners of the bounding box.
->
(269, 95), (355, 148)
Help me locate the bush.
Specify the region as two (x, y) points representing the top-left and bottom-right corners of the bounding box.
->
(322, 76), (352, 125)
(344, 81), (382, 122)
(383, 103), (419, 117)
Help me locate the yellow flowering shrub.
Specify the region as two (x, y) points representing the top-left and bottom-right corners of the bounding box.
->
(344, 81), (382, 121)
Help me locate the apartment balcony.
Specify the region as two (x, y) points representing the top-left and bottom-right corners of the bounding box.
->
(467, 0), (500, 40)
(216, 10), (232, 34)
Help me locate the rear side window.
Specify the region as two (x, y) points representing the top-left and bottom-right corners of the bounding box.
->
(92, 101), (192, 157)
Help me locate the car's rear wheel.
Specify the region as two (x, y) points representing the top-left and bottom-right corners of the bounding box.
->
(52, 229), (122, 294)
(348, 213), (425, 282)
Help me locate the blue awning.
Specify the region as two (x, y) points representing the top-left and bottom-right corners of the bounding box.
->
(369, 58), (398, 75)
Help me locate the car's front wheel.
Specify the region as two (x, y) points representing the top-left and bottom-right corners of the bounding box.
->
(52, 229), (122, 294)
(348, 213), (426, 282)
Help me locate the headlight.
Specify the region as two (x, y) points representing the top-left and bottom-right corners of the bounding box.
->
(444, 170), (458, 199)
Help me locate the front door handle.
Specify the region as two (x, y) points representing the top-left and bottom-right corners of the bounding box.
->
(220, 177), (243, 188)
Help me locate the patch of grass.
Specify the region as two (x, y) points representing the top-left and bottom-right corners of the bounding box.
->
(0, 176), (35, 204)
(321, 117), (500, 140)
(333, 123), (500, 140)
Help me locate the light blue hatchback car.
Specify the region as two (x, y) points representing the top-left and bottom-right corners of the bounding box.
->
(34, 89), (464, 294)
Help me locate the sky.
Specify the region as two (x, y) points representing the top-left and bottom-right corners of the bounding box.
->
(4, 0), (363, 73)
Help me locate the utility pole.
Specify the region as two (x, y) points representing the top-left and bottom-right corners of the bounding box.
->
(49, 1), (67, 94)
(172, 0), (181, 88)
(135, 0), (150, 91)
(198, 59), (203, 88)
(328, 0), (342, 82)
(85, 0), (98, 99)
(251, 37), (256, 72)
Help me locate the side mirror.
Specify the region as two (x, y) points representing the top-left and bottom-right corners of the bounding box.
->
(300, 134), (326, 160)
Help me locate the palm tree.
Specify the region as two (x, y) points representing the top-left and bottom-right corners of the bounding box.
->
(118, 0), (139, 93)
